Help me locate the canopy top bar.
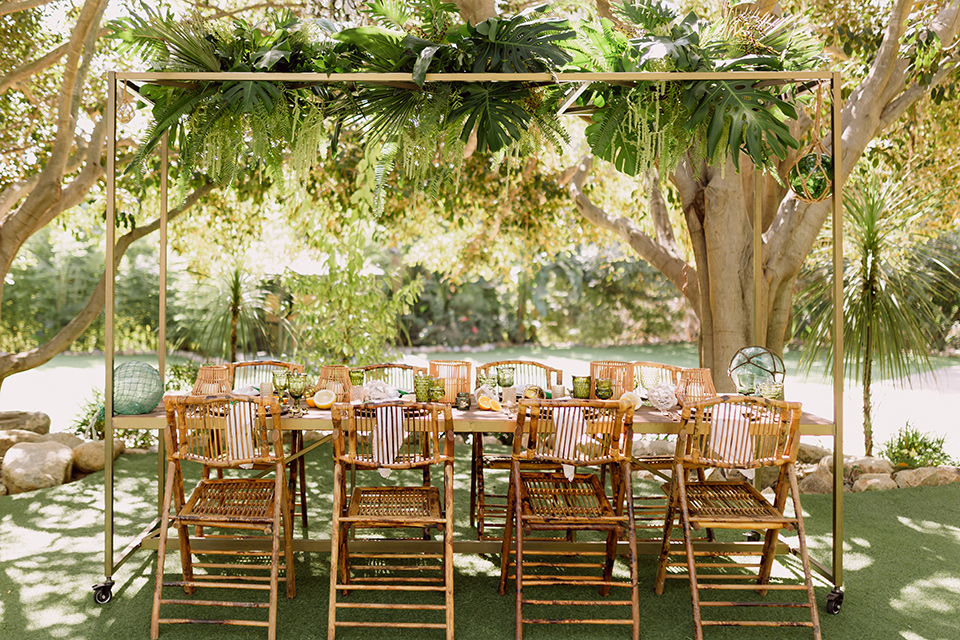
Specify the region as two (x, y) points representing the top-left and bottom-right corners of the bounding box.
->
(117, 70), (836, 83)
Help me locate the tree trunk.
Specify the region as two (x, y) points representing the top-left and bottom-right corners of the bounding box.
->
(863, 322), (874, 457)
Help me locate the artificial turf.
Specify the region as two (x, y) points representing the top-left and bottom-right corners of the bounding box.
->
(1, 442), (959, 640)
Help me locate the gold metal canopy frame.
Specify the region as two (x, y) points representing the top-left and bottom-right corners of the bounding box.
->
(99, 69), (845, 609)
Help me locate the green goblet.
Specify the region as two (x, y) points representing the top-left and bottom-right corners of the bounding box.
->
(287, 373), (308, 416)
(271, 370), (289, 405)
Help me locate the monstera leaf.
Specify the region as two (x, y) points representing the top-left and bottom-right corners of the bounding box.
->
(335, 26), (408, 70)
(683, 79), (799, 169)
(449, 84), (532, 154)
(614, 0), (677, 32)
(467, 6), (574, 73)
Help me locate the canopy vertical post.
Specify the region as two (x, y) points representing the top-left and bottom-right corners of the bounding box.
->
(158, 132), (169, 513)
(830, 70), (844, 591)
(103, 71), (117, 581)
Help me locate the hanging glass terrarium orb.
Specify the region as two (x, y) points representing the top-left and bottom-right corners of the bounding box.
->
(788, 152), (833, 202)
(728, 346), (786, 395)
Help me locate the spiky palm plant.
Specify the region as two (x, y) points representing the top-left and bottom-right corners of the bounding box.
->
(173, 266), (279, 362)
(795, 169), (959, 456)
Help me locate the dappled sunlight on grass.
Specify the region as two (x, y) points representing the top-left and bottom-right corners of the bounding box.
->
(892, 574), (960, 615)
(897, 516), (960, 541)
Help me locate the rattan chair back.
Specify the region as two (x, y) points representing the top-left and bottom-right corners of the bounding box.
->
(331, 401), (453, 471)
(427, 360), (471, 403)
(475, 360), (562, 389)
(361, 363), (427, 392)
(588, 360), (634, 399)
(514, 398), (633, 466)
(229, 360), (304, 390)
(633, 361), (681, 391)
(676, 395), (801, 470)
(316, 364), (351, 401)
(675, 367), (717, 406)
(164, 394), (283, 468)
(191, 364), (231, 395)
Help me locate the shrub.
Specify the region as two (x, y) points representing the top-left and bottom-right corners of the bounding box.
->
(70, 388), (156, 449)
(880, 422), (956, 468)
(166, 362), (200, 391)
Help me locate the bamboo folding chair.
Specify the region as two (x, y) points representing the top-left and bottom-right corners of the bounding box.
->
(227, 360), (311, 527)
(654, 395), (821, 639)
(328, 401), (455, 640)
(471, 360), (563, 540)
(498, 398), (639, 640)
(427, 360), (471, 404)
(361, 362), (427, 393)
(589, 360), (635, 399)
(152, 394), (296, 640)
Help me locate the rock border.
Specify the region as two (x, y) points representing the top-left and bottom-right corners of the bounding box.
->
(632, 438), (960, 494)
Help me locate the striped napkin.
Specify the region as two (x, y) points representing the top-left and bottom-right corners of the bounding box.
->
(553, 406), (586, 481)
(372, 405), (405, 478)
(228, 401), (255, 469)
(710, 404), (755, 479)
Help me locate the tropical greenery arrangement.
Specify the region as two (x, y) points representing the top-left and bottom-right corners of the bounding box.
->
(108, 0), (826, 207)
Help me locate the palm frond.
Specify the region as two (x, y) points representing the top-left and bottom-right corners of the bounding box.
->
(363, 0), (412, 30)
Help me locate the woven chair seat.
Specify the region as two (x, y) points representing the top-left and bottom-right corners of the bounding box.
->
(347, 486), (442, 521)
(179, 478), (277, 523)
(520, 472), (616, 520)
(684, 481), (793, 527)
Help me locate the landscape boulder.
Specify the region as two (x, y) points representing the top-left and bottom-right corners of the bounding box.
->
(798, 467), (834, 494)
(0, 483), (6, 496)
(797, 442), (832, 465)
(894, 466), (960, 489)
(73, 440), (125, 474)
(0, 429), (41, 461)
(0, 411), (51, 435)
(851, 473), (898, 492)
(37, 432), (84, 449)
(846, 457), (894, 482)
(632, 438), (676, 458)
(1, 441), (73, 494)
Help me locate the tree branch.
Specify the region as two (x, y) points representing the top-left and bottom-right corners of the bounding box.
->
(0, 183), (215, 380)
(646, 169), (681, 256)
(566, 156), (700, 311)
(879, 59), (960, 130)
(842, 0), (913, 128)
(0, 0), (56, 17)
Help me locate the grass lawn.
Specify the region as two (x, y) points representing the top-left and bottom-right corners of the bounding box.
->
(1, 444), (960, 640)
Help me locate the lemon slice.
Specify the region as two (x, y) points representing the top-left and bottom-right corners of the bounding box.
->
(477, 395), (493, 410)
(620, 391), (642, 409)
(314, 389), (336, 410)
(489, 398), (502, 412)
